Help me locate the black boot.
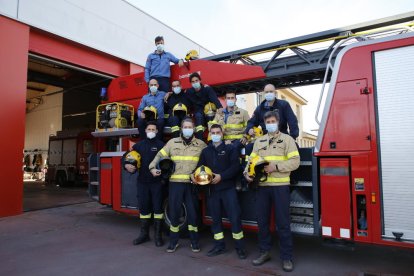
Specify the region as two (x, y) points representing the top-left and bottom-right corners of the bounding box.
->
(154, 219), (164, 247)
(133, 219), (150, 245)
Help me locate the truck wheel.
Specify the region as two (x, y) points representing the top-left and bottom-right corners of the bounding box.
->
(163, 199), (188, 236)
(56, 171), (67, 187)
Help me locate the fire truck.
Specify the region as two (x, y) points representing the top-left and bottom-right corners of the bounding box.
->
(89, 12), (414, 249)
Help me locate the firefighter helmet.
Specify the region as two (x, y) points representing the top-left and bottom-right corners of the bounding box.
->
(157, 157), (175, 180)
(193, 165), (213, 185)
(248, 155), (269, 182)
(125, 150), (141, 169)
(204, 102), (217, 122)
(172, 103), (188, 117)
(143, 105), (158, 120)
(185, 50), (199, 61)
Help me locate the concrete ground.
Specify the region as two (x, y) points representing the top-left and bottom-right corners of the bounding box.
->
(1, 202), (413, 276)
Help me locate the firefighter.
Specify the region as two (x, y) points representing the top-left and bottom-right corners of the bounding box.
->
(124, 121), (166, 247)
(166, 80), (192, 137)
(186, 72), (223, 140)
(149, 117), (207, 253)
(192, 124), (246, 259)
(144, 36), (184, 92)
(137, 79), (166, 139)
(244, 110), (300, 272)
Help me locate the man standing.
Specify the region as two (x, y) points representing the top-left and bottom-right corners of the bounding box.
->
(166, 80), (192, 137)
(186, 72), (223, 139)
(192, 124), (246, 259)
(137, 79), (166, 139)
(124, 122), (165, 247)
(244, 111), (300, 272)
(145, 36), (183, 92)
(149, 118), (206, 253)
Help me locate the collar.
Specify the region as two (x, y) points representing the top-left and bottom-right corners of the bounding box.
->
(180, 135), (195, 145)
(225, 105), (238, 114)
(263, 99), (277, 108)
(267, 131), (282, 143)
(209, 141), (225, 151)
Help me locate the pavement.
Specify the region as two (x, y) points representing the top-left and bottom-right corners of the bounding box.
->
(1, 201), (413, 276)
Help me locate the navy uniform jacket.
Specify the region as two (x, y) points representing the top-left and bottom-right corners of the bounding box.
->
(186, 85), (223, 112)
(166, 91), (192, 116)
(132, 138), (165, 183)
(246, 99), (299, 139)
(196, 142), (239, 192)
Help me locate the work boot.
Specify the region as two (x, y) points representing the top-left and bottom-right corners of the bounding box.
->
(133, 219), (150, 245)
(236, 248), (247, 260)
(282, 260), (294, 272)
(190, 241), (201, 253)
(206, 246), (225, 257)
(154, 219), (164, 247)
(252, 251), (271, 266)
(166, 242), (179, 253)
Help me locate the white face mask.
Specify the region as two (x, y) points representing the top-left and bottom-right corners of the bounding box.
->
(156, 44), (164, 52)
(149, 86), (158, 94)
(265, 92), (275, 102)
(265, 123), (279, 133)
(173, 87), (181, 94)
(182, 128), (194, 138)
(192, 82), (201, 90)
(226, 99), (235, 107)
(211, 134), (222, 143)
(146, 131), (156, 139)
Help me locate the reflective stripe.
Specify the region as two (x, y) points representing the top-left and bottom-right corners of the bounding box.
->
(140, 213), (152, 219)
(171, 126), (180, 132)
(160, 149), (168, 157)
(264, 156), (288, 161)
(164, 114), (169, 118)
(171, 156), (199, 161)
(209, 120), (218, 124)
(154, 213), (164, 219)
(170, 174), (190, 180)
(287, 150), (299, 159)
(214, 232), (224, 240)
(195, 125), (205, 132)
(250, 152), (258, 158)
(224, 123), (245, 129)
(232, 231), (244, 240)
(265, 176), (290, 183)
(188, 225), (198, 232)
(224, 134), (244, 140)
(170, 225), (180, 232)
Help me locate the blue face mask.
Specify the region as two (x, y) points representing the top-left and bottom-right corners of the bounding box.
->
(173, 87), (181, 94)
(265, 123), (279, 133)
(265, 92), (275, 102)
(182, 128), (194, 138)
(192, 82), (201, 90)
(211, 134), (222, 143)
(226, 100), (235, 107)
(149, 86), (158, 94)
(156, 44), (164, 52)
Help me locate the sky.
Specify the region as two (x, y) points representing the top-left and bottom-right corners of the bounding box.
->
(126, 0), (414, 133)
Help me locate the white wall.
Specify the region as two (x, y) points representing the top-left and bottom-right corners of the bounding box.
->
(0, 0), (214, 66)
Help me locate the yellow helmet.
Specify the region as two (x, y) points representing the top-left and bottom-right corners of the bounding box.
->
(143, 105), (158, 120)
(248, 156), (269, 182)
(185, 50), (199, 61)
(247, 126), (264, 141)
(172, 103), (188, 117)
(204, 102), (217, 117)
(193, 165), (213, 185)
(125, 150), (141, 169)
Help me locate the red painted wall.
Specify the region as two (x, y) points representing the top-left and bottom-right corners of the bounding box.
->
(0, 17), (30, 217)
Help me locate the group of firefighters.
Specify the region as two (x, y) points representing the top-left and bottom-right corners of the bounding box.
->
(123, 36), (300, 272)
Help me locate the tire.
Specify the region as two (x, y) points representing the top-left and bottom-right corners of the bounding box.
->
(163, 199), (188, 236)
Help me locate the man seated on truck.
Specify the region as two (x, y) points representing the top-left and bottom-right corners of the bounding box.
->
(137, 79), (166, 139)
(124, 121), (165, 247)
(186, 72), (223, 140)
(192, 124), (246, 260)
(244, 110), (300, 272)
(145, 35), (184, 92)
(165, 80), (192, 138)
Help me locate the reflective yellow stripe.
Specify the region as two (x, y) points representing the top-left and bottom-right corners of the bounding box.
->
(140, 213), (151, 219)
(287, 150), (299, 159)
(224, 134), (244, 140)
(232, 232), (244, 240)
(170, 225), (180, 232)
(188, 225), (198, 232)
(209, 120), (218, 124)
(171, 156), (199, 161)
(171, 126), (180, 132)
(195, 125), (205, 131)
(265, 177), (290, 183)
(214, 232), (224, 240)
(264, 156), (288, 161)
(164, 114), (169, 118)
(250, 152), (258, 158)
(224, 123), (245, 129)
(154, 213), (164, 219)
(160, 149), (168, 157)
(170, 174), (190, 180)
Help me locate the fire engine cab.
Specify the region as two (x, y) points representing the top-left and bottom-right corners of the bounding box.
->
(89, 12), (414, 249)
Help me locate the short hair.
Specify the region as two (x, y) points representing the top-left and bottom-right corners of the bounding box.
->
(146, 121), (158, 129)
(181, 117), (194, 127)
(263, 110), (280, 121)
(225, 91), (236, 97)
(172, 80), (181, 85)
(189, 72), (201, 82)
(155, 36), (164, 43)
(210, 124), (223, 132)
(263, 83), (276, 90)
(149, 78), (158, 84)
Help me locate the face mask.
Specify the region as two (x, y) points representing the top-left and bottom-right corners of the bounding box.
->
(146, 131), (156, 139)
(156, 44), (164, 52)
(182, 128), (194, 138)
(211, 134), (222, 143)
(266, 123), (279, 133)
(226, 100), (235, 107)
(265, 92), (275, 102)
(192, 82), (201, 90)
(173, 87), (181, 94)
(149, 86), (158, 94)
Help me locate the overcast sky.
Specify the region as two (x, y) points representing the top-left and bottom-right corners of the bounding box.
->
(125, 0), (414, 133)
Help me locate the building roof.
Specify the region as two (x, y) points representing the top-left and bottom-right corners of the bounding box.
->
(277, 88), (308, 105)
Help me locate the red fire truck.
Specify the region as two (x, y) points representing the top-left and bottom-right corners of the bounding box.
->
(89, 12), (414, 249)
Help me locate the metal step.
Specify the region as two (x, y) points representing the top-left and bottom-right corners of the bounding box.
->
(89, 167), (99, 171)
(300, 161), (312, 166)
(90, 181), (99, 186)
(91, 195), (99, 201)
(290, 207), (314, 216)
(291, 223), (314, 234)
(292, 181), (312, 187)
(290, 201), (313, 208)
(291, 215), (314, 224)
